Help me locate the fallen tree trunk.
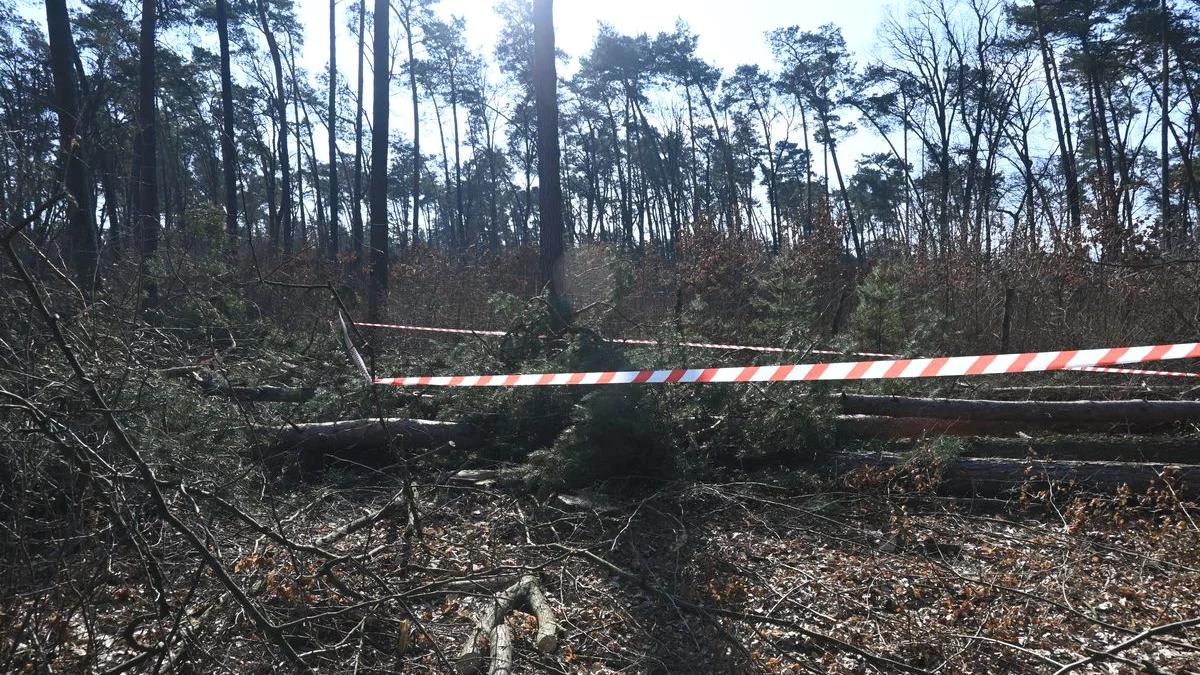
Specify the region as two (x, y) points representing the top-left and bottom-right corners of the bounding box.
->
(834, 452), (1200, 497)
(161, 367), (316, 402)
(840, 394), (1200, 426)
(833, 414), (1177, 438)
(255, 418), (476, 477)
(204, 382), (315, 403)
(841, 430), (1200, 464)
(956, 384), (1200, 402)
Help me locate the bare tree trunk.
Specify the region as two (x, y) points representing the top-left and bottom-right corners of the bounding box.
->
(44, 0), (99, 293)
(367, 0), (390, 321)
(1032, 1), (1081, 242)
(401, 2), (420, 247)
(257, 0), (292, 253)
(450, 71), (465, 249)
(352, 0), (366, 264)
(1161, 0), (1172, 249)
(135, 0), (158, 307)
(217, 0), (238, 240)
(534, 0), (564, 300)
(327, 0), (339, 259)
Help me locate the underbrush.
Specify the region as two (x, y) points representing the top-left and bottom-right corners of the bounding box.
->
(4, 232), (1200, 672)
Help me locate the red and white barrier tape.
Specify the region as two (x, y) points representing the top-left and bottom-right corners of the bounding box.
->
(356, 322), (508, 338)
(354, 321), (894, 358)
(374, 341), (1200, 387)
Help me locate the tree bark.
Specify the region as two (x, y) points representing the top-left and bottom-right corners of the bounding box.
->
(352, 0), (366, 264)
(217, 0), (238, 240)
(44, 0), (100, 293)
(257, 0), (293, 253)
(367, 0), (390, 321)
(533, 0), (564, 299)
(135, 0), (158, 307)
(401, 1), (420, 246)
(327, 0), (339, 259)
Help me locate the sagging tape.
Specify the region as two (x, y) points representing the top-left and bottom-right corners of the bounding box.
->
(374, 341), (1200, 387)
(355, 320), (894, 358)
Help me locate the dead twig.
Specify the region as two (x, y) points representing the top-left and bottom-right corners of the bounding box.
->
(1051, 615), (1200, 675)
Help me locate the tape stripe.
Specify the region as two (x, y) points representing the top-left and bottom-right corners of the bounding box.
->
(355, 321), (1200, 378)
(373, 341), (1200, 387)
(354, 321), (895, 358)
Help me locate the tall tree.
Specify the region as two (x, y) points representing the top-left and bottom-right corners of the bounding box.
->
(327, 0), (339, 258)
(772, 24), (864, 259)
(1010, 0), (1083, 243)
(367, 0), (389, 320)
(352, 0), (366, 263)
(533, 0), (563, 298)
(216, 0), (238, 239)
(1161, 0), (1171, 246)
(396, 0), (435, 245)
(423, 16), (474, 249)
(255, 0), (293, 252)
(135, 0), (158, 306)
(44, 0), (99, 292)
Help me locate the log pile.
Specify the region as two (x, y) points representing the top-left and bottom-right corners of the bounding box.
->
(248, 389), (1200, 495)
(456, 575), (558, 675)
(835, 391), (1200, 496)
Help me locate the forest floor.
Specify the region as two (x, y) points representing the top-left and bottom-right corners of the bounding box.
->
(12, 467), (1200, 675)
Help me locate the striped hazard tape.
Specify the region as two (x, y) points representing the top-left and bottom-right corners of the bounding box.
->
(354, 320), (894, 358)
(373, 341), (1200, 387)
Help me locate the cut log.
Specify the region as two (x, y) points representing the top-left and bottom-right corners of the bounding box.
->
(525, 575), (559, 654)
(457, 577), (530, 675)
(834, 452), (1200, 497)
(840, 394), (1200, 426)
(489, 624), (513, 675)
(255, 418), (476, 477)
(455, 575), (558, 674)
